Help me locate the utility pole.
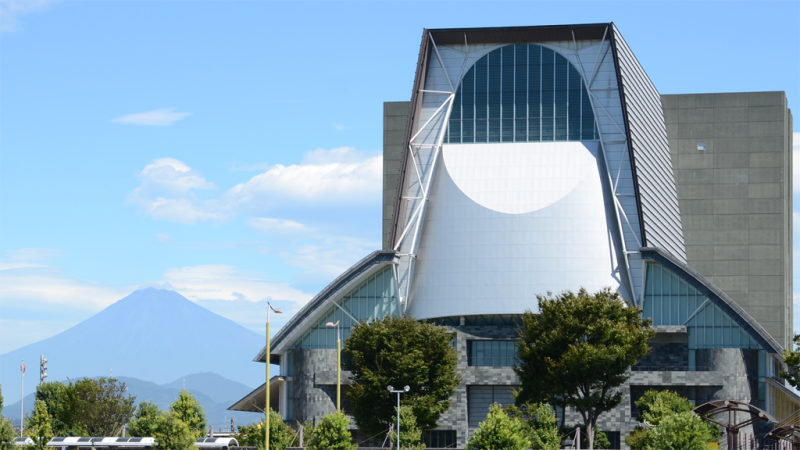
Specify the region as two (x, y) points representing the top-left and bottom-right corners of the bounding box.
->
(40, 356), (48, 385)
(20, 361), (25, 436)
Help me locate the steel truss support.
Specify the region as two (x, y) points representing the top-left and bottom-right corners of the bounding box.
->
(571, 32), (639, 305)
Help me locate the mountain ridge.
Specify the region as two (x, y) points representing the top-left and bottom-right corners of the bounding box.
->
(0, 288), (267, 404)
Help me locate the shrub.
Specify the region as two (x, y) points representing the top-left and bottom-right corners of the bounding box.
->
(466, 403), (528, 450)
(307, 412), (355, 450)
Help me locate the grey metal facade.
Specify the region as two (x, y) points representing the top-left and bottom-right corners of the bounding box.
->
(611, 24), (687, 263)
(382, 102), (409, 250)
(663, 92), (794, 350)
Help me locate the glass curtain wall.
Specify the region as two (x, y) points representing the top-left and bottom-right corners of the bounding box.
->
(643, 263), (761, 350)
(447, 44), (597, 144)
(292, 265), (398, 349)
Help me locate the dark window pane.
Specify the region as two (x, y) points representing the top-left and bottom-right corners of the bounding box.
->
(555, 116), (568, 140)
(448, 83), (461, 143)
(541, 48), (555, 121)
(488, 119), (501, 142)
(462, 67), (475, 142)
(515, 118), (527, 142)
(475, 58), (487, 142)
(542, 117), (554, 141)
(488, 49), (502, 131)
(501, 46), (514, 120)
(515, 44), (528, 140)
(555, 54), (568, 118)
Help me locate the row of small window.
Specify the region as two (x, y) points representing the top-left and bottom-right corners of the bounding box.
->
(467, 340), (518, 367)
(446, 44), (598, 144)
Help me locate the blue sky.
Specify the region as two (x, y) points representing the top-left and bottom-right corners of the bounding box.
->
(1, 1), (799, 355)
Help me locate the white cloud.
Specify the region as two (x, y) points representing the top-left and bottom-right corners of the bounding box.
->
(156, 264), (311, 305)
(246, 218), (310, 235)
(332, 123), (350, 131)
(0, 0), (57, 33)
(223, 147), (381, 211)
(127, 158), (223, 225)
(128, 148), (381, 224)
(793, 133), (800, 193)
(155, 232), (172, 244)
(111, 108), (192, 126)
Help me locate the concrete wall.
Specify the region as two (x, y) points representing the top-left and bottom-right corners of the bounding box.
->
(382, 102), (409, 250)
(662, 92), (793, 350)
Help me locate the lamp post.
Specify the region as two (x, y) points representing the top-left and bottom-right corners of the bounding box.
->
(325, 321), (341, 412)
(265, 302), (283, 450)
(387, 385), (410, 450)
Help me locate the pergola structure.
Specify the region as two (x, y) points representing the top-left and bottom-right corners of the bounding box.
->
(766, 425), (800, 450)
(693, 400), (776, 450)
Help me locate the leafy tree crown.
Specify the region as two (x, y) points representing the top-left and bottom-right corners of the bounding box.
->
(343, 315), (460, 438)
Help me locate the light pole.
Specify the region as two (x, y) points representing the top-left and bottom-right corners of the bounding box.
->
(20, 361), (25, 436)
(325, 321), (341, 412)
(265, 302), (283, 450)
(387, 385), (410, 450)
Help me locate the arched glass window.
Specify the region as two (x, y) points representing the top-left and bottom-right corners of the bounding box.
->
(447, 44), (597, 144)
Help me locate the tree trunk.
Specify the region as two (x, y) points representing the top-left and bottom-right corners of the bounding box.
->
(587, 417), (595, 450)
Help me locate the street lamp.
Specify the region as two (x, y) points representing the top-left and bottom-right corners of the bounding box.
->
(265, 302), (283, 450)
(387, 385), (410, 450)
(325, 321), (341, 412)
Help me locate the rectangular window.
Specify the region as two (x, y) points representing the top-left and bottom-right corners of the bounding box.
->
(487, 49), (501, 143)
(474, 58), (487, 143)
(422, 430), (457, 448)
(467, 340), (517, 366)
(467, 385), (517, 427)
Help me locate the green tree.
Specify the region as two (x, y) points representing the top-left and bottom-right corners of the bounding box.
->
(505, 402), (560, 450)
(515, 288), (654, 449)
(232, 409), (293, 450)
(307, 412), (355, 450)
(343, 315), (460, 438)
(465, 403), (528, 450)
(0, 417), (13, 450)
(25, 400), (53, 450)
(153, 412), (194, 450)
(626, 390), (717, 450)
(33, 382), (81, 436)
(782, 334), (800, 387)
(651, 412), (717, 450)
(66, 378), (136, 436)
(169, 390), (206, 438)
(387, 406), (424, 450)
(128, 402), (165, 437)
(562, 426), (609, 449)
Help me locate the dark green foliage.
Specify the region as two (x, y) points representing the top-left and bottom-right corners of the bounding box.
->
(516, 288), (653, 449)
(127, 402), (165, 437)
(31, 378), (135, 437)
(343, 315), (460, 438)
(782, 334), (800, 388)
(307, 412), (355, 450)
(153, 411), (195, 450)
(465, 403), (528, 450)
(387, 406), (424, 450)
(505, 402), (560, 450)
(626, 390), (718, 450)
(0, 386), (15, 450)
(233, 409), (293, 450)
(25, 400), (53, 450)
(0, 417), (13, 450)
(169, 390), (206, 438)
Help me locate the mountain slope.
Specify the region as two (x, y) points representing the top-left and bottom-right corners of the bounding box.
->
(161, 372), (253, 404)
(0, 288), (266, 404)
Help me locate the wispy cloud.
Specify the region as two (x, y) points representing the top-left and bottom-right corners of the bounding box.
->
(0, 0), (57, 33)
(332, 123), (350, 131)
(246, 218), (311, 235)
(155, 232), (172, 244)
(111, 108), (192, 126)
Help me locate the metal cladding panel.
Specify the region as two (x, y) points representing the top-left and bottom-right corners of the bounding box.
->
(611, 24), (686, 262)
(406, 141), (624, 320)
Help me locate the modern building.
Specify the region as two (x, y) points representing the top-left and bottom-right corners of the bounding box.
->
(229, 23), (796, 448)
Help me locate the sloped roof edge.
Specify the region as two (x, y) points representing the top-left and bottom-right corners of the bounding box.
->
(253, 250), (398, 363)
(640, 247), (782, 354)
